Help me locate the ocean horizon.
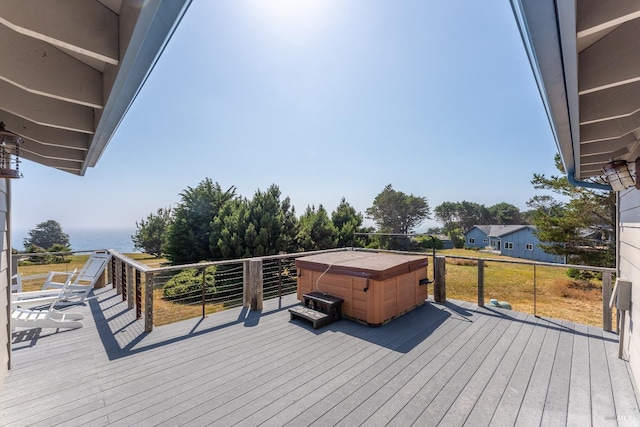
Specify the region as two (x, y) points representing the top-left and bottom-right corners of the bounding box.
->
(12, 228), (138, 253)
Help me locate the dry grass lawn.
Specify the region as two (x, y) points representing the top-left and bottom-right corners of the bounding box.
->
(438, 249), (610, 326)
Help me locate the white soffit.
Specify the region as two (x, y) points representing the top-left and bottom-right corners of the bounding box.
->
(0, 0), (191, 175)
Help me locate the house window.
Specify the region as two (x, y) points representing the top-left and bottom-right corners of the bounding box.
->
(469, 238), (475, 244)
(526, 243), (533, 250)
(504, 242), (514, 250)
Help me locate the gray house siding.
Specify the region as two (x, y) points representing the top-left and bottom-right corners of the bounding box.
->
(499, 227), (563, 263)
(619, 188), (640, 387)
(464, 225), (564, 263)
(465, 227), (489, 249)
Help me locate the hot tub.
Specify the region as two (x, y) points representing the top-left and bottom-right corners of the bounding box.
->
(295, 251), (429, 325)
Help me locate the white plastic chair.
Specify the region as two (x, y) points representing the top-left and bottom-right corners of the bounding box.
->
(13, 251), (111, 306)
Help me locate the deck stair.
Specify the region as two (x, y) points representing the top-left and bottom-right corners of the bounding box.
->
(289, 292), (343, 329)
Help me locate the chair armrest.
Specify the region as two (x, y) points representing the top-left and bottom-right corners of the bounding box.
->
(11, 294), (63, 308)
(42, 270), (77, 290)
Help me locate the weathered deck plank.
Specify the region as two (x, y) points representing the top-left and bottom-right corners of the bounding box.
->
(1, 287), (638, 427)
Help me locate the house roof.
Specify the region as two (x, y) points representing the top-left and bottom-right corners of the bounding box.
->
(0, 0), (191, 176)
(467, 225), (534, 238)
(510, 0), (640, 183)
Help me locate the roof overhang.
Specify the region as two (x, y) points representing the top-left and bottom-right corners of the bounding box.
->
(0, 0), (191, 176)
(510, 0), (640, 184)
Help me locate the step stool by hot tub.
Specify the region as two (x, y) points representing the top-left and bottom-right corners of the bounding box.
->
(289, 292), (343, 329)
(295, 251), (429, 326)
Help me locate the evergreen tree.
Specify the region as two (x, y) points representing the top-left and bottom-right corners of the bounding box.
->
(213, 184), (298, 259)
(434, 201), (461, 245)
(457, 201), (491, 232)
(366, 184), (430, 234)
(296, 205), (338, 251)
(331, 197), (364, 247)
(488, 202), (523, 225)
(132, 207), (172, 257)
(527, 154), (615, 266)
(24, 220), (70, 251)
(165, 179), (236, 264)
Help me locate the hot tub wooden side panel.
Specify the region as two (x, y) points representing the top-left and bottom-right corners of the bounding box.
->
(296, 266), (429, 325)
(376, 269), (428, 325)
(297, 269), (368, 321)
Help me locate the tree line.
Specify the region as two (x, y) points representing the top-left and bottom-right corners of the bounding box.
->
(133, 180), (431, 264)
(23, 154), (616, 268)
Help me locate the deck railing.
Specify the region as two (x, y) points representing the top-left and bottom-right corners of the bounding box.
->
(14, 248), (617, 333)
(105, 248), (350, 332)
(429, 254), (616, 332)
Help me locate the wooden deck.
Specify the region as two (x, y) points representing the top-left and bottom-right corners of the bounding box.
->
(1, 287), (639, 426)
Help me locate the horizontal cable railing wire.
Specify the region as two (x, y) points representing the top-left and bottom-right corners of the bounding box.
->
(262, 257), (298, 300)
(205, 263), (244, 308)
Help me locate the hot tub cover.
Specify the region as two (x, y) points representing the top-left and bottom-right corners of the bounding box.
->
(295, 251), (428, 282)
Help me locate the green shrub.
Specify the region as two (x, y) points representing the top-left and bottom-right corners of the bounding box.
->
(415, 236), (444, 250)
(163, 266), (217, 302)
(566, 268), (600, 281)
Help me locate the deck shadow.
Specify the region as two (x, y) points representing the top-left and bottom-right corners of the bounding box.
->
(288, 300), (454, 354)
(89, 287), (300, 360)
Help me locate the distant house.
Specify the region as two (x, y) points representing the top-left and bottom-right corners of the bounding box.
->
(464, 225), (564, 264)
(433, 234), (454, 249)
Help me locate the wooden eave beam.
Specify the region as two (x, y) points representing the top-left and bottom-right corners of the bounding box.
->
(580, 134), (635, 155)
(580, 80), (640, 124)
(577, 0), (640, 38)
(578, 21), (640, 95)
(580, 112), (640, 143)
(0, 24), (103, 108)
(20, 138), (86, 162)
(0, 81), (94, 134)
(20, 151), (82, 174)
(0, 112), (90, 151)
(0, 0), (118, 65)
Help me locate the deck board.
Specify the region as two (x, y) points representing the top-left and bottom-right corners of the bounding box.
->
(539, 320), (574, 427)
(1, 287), (639, 426)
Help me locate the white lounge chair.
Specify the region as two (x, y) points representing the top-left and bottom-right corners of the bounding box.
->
(11, 279), (84, 330)
(11, 272), (75, 309)
(13, 250), (111, 306)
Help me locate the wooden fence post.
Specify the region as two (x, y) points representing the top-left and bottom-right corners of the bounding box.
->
(243, 260), (250, 307)
(478, 259), (485, 307)
(602, 271), (613, 332)
(434, 256), (446, 303)
(144, 272), (154, 332)
(249, 259), (263, 311)
(126, 264), (134, 309)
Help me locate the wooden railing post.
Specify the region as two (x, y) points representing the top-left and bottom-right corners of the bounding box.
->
(478, 259), (485, 307)
(243, 260), (250, 307)
(126, 264), (134, 309)
(602, 271), (613, 332)
(144, 272), (154, 332)
(434, 256), (446, 303)
(249, 259), (263, 311)
(95, 267), (107, 289)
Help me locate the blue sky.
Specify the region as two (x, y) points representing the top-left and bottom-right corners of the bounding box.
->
(12, 0), (559, 232)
